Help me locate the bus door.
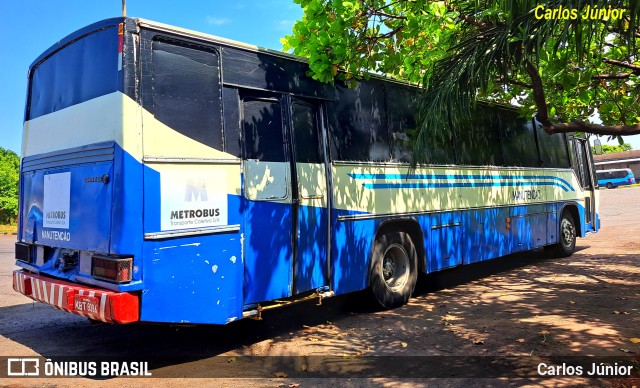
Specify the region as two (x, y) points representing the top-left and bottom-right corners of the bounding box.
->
(573, 137), (597, 230)
(289, 97), (329, 295)
(240, 94), (328, 305)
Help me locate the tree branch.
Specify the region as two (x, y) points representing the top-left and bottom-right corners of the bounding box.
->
(367, 6), (407, 20)
(591, 73), (633, 80)
(547, 120), (640, 136)
(458, 13), (494, 30)
(524, 60), (551, 126)
(603, 58), (640, 72)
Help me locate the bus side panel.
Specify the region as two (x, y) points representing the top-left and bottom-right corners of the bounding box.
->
(140, 233), (243, 324)
(509, 204), (549, 252)
(109, 145), (144, 256)
(428, 212), (462, 271)
(295, 204), (328, 293)
(460, 208), (511, 265)
(242, 200), (293, 304)
(331, 211), (377, 295)
(140, 164), (244, 324)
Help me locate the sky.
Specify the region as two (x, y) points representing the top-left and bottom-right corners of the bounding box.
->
(0, 0), (302, 154)
(1, 1), (638, 155)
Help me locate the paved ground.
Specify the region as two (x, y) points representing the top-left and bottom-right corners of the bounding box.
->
(0, 187), (639, 387)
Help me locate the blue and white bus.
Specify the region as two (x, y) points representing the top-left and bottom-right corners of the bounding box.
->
(596, 168), (635, 189)
(13, 18), (600, 325)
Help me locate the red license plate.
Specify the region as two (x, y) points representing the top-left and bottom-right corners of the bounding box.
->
(74, 295), (100, 315)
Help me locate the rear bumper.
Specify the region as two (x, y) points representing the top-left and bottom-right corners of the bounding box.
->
(13, 270), (139, 324)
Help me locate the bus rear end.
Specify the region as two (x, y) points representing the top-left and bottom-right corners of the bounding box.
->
(14, 18), (143, 324)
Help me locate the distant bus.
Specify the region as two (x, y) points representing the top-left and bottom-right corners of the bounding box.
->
(596, 168), (635, 189)
(13, 17), (599, 325)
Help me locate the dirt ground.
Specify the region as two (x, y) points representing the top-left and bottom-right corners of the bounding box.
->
(1, 188), (639, 387)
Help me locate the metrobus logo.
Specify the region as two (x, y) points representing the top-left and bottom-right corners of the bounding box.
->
(184, 179), (208, 202)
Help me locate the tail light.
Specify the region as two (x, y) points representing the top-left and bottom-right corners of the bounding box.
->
(91, 255), (132, 283)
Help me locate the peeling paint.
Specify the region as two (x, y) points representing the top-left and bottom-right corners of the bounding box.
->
(230, 256), (237, 264)
(205, 260), (210, 264)
(226, 316), (237, 323)
(212, 264), (218, 273)
(159, 245), (178, 250)
(181, 242), (201, 247)
(217, 300), (220, 305)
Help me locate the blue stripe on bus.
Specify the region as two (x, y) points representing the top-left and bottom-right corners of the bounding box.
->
(362, 181), (568, 191)
(348, 173), (575, 192)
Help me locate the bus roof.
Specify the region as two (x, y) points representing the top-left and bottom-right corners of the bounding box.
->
(29, 17), (125, 73)
(29, 16), (522, 113)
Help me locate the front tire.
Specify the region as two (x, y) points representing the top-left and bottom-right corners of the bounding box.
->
(370, 231), (418, 309)
(552, 211), (577, 257)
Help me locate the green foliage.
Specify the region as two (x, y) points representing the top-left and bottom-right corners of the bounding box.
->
(592, 143), (633, 154)
(0, 147), (19, 224)
(282, 0), (459, 84)
(284, 0), (640, 163)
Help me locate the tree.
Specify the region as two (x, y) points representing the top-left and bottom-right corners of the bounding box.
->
(0, 147), (19, 224)
(283, 0), (640, 164)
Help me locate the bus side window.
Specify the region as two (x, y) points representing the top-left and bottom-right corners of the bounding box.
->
(292, 103), (322, 163)
(500, 112), (539, 167)
(242, 99), (285, 162)
(151, 40), (223, 151)
(456, 105), (504, 166)
(387, 85), (417, 163)
(536, 129), (570, 168)
(332, 81), (390, 162)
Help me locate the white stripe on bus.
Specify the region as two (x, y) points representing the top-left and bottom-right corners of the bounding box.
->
(100, 293), (107, 322)
(48, 283), (55, 305)
(34, 279), (41, 301)
(57, 286), (64, 309)
(42, 279), (49, 302)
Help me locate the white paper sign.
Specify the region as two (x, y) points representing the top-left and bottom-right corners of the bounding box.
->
(160, 169), (228, 231)
(43, 172), (71, 229)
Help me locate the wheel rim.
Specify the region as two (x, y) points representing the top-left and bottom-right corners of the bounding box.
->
(381, 243), (409, 291)
(560, 218), (575, 248)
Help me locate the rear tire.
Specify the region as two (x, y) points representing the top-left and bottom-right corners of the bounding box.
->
(370, 231), (418, 309)
(606, 182), (614, 189)
(552, 211), (577, 258)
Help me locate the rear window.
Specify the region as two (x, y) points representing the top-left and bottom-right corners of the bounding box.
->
(28, 26), (121, 120)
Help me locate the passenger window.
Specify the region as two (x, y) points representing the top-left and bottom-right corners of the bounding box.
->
(242, 99), (285, 162)
(292, 103), (322, 163)
(152, 40), (223, 151)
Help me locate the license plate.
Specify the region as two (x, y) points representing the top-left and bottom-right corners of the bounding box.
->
(74, 295), (100, 315)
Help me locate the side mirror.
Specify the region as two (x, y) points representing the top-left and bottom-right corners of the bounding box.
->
(593, 139), (603, 155)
